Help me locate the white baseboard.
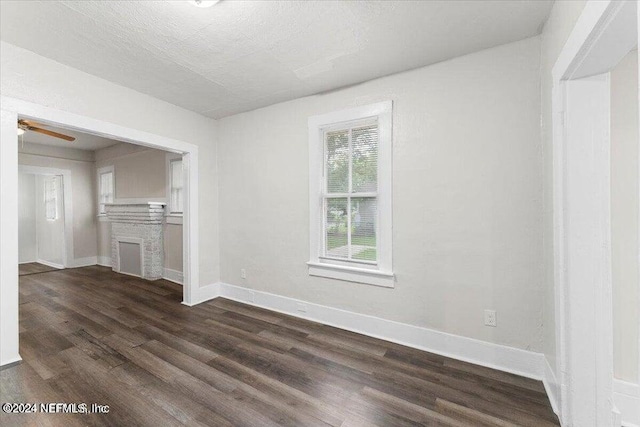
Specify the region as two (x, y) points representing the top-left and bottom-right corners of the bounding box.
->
(0, 355), (22, 369)
(36, 259), (65, 269)
(542, 357), (560, 416)
(163, 268), (183, 285)
(615, 379), (640, 427)
(188, 281), (545, 381)
(97, 256), (111, 267)
(182, 282), (221, 307)
(68, 256), (98, 268)
(19, 260), (37, 265)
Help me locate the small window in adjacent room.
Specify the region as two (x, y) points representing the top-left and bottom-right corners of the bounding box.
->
(169, 157), (184, 214)
(307, 101), (394, 287)
(97, 166), (114, 215)
(44, 176), (58, 221)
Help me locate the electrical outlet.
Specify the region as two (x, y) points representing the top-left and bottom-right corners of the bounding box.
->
(240, 268), (246, 279)
(297, 303), (307, 313)
(484, 309), (497, 327)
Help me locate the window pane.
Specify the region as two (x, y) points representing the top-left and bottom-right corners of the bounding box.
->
(101, 172), (113, 202)
(171, 188), (183, 213)
(177, 189), (183, 212)
(352, 124), (378, 193)
(106, 173), (113, 201)
(99, 172), (113, 214)
(325, 197), (348, 258)
(170, 160), (184, 212)
(326, 130), (349, 193)
(351, 197), (377, 261)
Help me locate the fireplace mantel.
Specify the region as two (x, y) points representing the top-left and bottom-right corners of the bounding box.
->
(104, 202), (166, 224)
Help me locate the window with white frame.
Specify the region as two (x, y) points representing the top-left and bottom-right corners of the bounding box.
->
(97, 166), (114, 215)
(44, 176), (58, 221)
(308, 101), (394, 287)
(169, 158), (184, 214)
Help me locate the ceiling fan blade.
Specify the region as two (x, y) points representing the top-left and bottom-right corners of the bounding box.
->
(18, 119), (41, 127)
(27, 127), (76, 142)
(17, 119), (76, 141)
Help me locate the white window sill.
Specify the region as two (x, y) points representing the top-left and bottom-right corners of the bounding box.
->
(166, 214), (183, 225)
(307, 261), (395, 288)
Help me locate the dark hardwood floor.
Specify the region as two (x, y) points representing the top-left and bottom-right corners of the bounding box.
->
(1, 266), (560, 426)
(18, 262), (60, 276)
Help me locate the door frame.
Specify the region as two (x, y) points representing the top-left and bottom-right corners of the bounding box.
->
(552, 1), (638, 425)
(18, 165), (73, 269)
(0, 96), (200, 367)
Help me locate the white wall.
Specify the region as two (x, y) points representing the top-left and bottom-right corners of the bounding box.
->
(539, 0), (587, 380)
(95, 143), (183, 273)
(611, 49), (639, 383)
(34, 174), (64, 266)
(18, 143), (97, 263)
(18, 172), (36, 263)
(1, 41), (218, 287)
(217, 37), (543, 352)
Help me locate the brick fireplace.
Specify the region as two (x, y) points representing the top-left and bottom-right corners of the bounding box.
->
(104, 202), (165, 280)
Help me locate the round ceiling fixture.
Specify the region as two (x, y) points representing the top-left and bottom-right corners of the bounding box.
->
(190, 0), (219, 7)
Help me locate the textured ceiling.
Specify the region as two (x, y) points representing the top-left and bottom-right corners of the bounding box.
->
(19, 122), (119, 151)
(0, 0), (553, 118)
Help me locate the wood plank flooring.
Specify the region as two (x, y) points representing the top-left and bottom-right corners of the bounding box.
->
(18, 262), (60, 276)
(1, 266), (560, 426)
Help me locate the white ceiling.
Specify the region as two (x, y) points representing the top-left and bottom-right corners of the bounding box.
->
(19, 122), (120, 151)
(0, 0), (553, 119)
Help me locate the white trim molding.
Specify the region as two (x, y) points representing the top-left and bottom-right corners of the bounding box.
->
(36, 259), (64, 270)
(163, 268), (183, 285)
(551, 1), (635, 425)
(308, 101), (394, 287)
(68, 256), (98, 268)
(182, 282), (221, 307)
(543, 356), (560, 417)
(552, 1), (632, 82)
(614, 380), (640, 427)
(0, 357), (23, 369)
(307, 261), (394, 288)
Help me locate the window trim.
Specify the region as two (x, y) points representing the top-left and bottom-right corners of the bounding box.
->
(96, 165), (114, 216)
(308, 101), (394, 288)
(166, 153), (184, 216)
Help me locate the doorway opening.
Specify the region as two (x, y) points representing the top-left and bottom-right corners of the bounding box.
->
(18, 166), (71, 276)
(0, 97), (200, 367)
